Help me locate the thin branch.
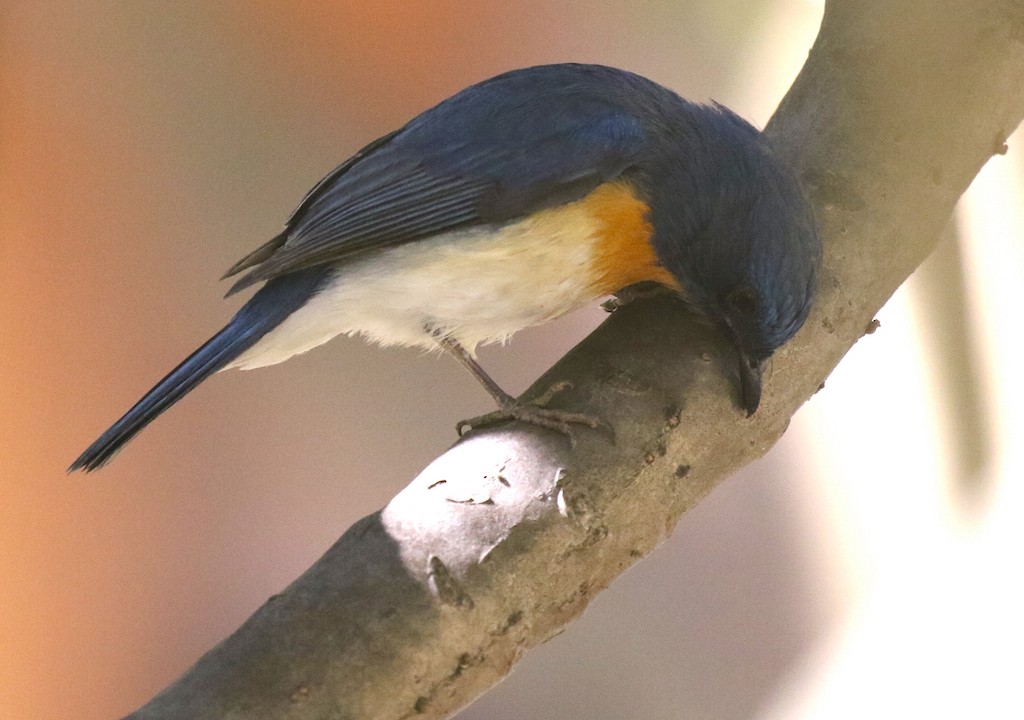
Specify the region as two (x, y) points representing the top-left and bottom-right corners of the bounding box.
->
(126, 2), (1024, 718)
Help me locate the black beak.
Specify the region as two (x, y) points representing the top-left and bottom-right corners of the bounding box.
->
(738, 352), (765, 417)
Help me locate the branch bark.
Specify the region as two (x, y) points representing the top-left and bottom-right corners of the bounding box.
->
(127, 2), (1024, 718)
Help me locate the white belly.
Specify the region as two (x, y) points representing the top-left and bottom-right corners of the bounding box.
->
(227, 210), (603, 370)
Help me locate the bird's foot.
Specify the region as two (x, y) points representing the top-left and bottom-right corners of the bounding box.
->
(456, 381), (603, 443)
(601, 281), (673, 313)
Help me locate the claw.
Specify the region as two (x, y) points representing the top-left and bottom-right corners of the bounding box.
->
(456, 381), (604, 444)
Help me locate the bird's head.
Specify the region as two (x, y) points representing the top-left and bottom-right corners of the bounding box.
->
(710, 174), (819, 415)
(647, 110), (820, 414)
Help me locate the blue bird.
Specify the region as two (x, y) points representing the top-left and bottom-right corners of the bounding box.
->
(70, 63), (820, 472)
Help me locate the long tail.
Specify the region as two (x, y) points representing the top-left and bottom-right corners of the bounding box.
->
(69, 266), (332, 472)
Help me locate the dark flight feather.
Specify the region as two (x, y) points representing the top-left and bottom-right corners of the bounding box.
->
(69, 267), (332, 471)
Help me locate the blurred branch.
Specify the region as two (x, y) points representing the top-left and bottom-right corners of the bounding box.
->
(910, 223), (994, 510)
(126, 2), (1024, 719)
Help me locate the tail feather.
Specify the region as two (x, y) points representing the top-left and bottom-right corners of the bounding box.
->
(70, 266), (332, 472)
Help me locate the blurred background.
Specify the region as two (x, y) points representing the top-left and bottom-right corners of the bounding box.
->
(2, 1), (1022, 718)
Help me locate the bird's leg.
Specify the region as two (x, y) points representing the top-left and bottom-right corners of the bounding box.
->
(434, 333), (515, 407)
(431, 333), (602, 440)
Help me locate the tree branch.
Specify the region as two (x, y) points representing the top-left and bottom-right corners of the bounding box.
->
(126, 2), (1024, 718)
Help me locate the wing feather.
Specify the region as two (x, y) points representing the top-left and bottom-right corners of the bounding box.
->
(225, 65), (657, 294)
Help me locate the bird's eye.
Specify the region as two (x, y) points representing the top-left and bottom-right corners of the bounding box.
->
(727, 286), (759, 317)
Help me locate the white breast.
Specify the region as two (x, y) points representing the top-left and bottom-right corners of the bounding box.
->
(226, 207), (604, 371)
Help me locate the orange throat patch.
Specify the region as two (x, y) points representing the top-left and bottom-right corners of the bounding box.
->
(584, 182), (680, 296)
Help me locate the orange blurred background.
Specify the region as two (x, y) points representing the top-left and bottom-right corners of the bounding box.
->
(3, 2), (1022, 719)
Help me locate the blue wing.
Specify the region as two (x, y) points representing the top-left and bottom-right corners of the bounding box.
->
(224, 64), (656, 293)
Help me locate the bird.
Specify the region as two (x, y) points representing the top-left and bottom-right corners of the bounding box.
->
(69, 63), (820, 472)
